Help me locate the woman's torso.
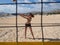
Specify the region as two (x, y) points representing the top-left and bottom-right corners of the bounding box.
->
(26, 17), (32, 24)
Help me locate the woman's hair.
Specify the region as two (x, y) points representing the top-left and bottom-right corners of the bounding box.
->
(30, 13), (34, 17)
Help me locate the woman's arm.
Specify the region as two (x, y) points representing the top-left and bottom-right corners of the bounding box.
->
(20, 14), (28, 19)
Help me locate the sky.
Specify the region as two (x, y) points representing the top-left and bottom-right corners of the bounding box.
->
(0, 0), (60, 13)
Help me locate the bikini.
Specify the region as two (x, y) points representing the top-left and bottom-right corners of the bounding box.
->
(25, 23), (31, 27)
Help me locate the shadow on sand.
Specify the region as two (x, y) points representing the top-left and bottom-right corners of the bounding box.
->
(28, 38), (60, 42)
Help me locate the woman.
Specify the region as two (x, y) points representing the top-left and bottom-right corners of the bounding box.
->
(20, 13), (35, 39)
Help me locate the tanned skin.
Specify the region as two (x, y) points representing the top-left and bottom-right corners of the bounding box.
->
(20, 13), (35, 39)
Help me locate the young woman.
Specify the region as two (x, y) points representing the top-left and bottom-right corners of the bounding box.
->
(20, 13), (35, 39)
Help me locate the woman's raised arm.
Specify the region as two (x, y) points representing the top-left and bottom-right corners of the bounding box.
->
(19, 14), (28, 19)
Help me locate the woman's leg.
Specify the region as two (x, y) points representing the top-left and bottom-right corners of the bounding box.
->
(25, 26), (27, 39)
(29, 27), (35, 39)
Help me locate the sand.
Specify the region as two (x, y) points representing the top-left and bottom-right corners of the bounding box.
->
(0, 14), (60, 42)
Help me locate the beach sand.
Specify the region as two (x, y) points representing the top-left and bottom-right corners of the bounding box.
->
(0, 14), (60, 42)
